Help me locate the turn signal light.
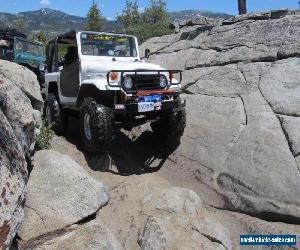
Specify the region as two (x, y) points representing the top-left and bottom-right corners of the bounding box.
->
(110, 72), (118, 81)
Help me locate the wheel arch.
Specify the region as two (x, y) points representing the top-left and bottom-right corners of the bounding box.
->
(76, 84), (116, 108)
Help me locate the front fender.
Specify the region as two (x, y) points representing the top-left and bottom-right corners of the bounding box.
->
(81, 79), (121, 91)
(76, 83), (117, 108)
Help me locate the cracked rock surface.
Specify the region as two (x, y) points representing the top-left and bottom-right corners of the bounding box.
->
(0, 60), (43, 249)
(141, 10), (300, 221)
(18, 150), (110, 242)
(47, 135), (300, 249)
(21, 221), (123, 250)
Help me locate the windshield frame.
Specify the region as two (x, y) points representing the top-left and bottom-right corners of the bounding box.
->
(14, 37), (45, 57)
(77, 31), (139, 59)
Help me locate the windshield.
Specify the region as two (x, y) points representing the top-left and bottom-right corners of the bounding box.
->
(80, 33), (137, 57)
(14, 37), (44, 56)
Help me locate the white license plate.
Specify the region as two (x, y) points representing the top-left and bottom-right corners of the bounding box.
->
(138, 102), (155, 112)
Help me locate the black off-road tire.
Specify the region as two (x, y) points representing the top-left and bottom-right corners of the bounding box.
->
(151, 109), (186, 146)
(44, 93), (66, 134)
(80, 98), (115, 153)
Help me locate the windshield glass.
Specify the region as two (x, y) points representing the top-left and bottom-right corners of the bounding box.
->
(14, 37), (44, 56)
(80, 33), (137, 57)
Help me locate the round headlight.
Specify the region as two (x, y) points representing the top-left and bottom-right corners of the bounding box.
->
(159, 75), (168, 88)
(123, 76), (133, 90)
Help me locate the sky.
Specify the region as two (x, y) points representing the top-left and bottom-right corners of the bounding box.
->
(0, 0), (299, 19)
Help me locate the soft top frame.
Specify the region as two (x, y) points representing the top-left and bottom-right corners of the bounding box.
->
(0, 29), (27, 40)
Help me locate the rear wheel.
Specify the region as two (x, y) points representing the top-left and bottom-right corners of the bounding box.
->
(151, 109), (186, 146)
(80, 98), (115, 153)
(44, 93), (66, 134)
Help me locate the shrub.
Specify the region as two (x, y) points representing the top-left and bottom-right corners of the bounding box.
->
(35, 121), (55, 150)
(117, 0), (172, 43)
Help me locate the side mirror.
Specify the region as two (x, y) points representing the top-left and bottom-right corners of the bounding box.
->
(145, 49), (150, 59)
(39, 63), (47, 72)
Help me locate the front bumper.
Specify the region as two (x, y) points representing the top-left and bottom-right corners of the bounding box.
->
(114, 99), (186, 115)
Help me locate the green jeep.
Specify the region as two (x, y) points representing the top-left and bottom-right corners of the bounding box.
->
(0, 29), (46, 88)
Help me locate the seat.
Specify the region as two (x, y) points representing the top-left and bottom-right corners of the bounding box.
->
(60, 46), (80, 97)
(64, 46), (78, 65)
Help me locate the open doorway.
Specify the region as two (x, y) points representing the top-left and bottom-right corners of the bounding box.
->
(57, 31), (80, 97)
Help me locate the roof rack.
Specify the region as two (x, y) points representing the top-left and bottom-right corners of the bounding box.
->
(79, 30), (129, 36)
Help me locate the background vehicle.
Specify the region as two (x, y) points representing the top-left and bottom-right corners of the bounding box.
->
(0, 29), (46, 88)
(44, 30), (186, 153)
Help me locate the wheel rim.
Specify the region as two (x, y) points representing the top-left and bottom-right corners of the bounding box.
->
(45, 105), (52, 125)
(84, 113), (92, 141)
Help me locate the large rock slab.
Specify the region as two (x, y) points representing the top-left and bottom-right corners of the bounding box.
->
(18, 150), (109, 241)
(0, 60), (43, 249)
(260, 57), (300, 116)
(0, 110), (27, 249)
(0, 60), (43, 110)
(186, 44), (275, 69)
(143, 11), (300, 68)
(147, 48), (196, 71)
(222, 10), (291, 25)
(278, 14), (300, 58)
(190, 16), (290, 64)
(139, 186), (300, 250)
(176, 94), (246, 172)
(165, 92), (300, 219)
(0, 81), (40, 155)
(278, 115), (300, 156)
(96, 173), (300, 250)
(219, 92), (300, 218)
(139, 33), (182, 56)
(141, 11), (300, 220)
(139, 187), (230, 250)
(22, 221), (122, 250)
(0, 60), (42, 155)
(184, 64), (248, 95)
(142, 187), (202, 217)
(205, 207), (300, 250)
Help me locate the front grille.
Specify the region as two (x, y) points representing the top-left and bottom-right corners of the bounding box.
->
(129, 74), (161, 90)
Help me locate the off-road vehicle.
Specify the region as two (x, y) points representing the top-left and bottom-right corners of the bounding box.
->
(0, 29), (46, 85)
(44, 30), (186, 153)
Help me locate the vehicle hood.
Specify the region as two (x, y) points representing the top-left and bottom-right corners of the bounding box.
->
(81, 59), (166, 73)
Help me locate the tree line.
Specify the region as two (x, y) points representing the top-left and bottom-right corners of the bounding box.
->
(13, 0), (248, 44)
(86, 0), (172, 43)
(85, 0), (248, 42)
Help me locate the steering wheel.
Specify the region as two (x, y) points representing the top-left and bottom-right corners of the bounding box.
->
(114, 50), (126, 56)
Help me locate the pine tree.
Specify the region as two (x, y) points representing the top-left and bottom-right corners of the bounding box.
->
(143, 0), (169, 24)
(117, 0), (140, 32)
(116, 0), (172, 43)
(32, 31), (49, 44)
(238, 0), (247, 15)
(15, 18), (25, 32)
(85, 0), (104, 31)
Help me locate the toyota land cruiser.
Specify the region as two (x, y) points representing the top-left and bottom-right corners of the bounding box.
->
(44, 30), (186, 153)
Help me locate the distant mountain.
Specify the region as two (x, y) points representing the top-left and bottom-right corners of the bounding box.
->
(0, 8), (232, 39)
(170, 10), (233, 22)
(0, 8), (119, 38)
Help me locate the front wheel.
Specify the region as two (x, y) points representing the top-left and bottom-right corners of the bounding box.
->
(151, 109), (186, 146)
(44, 93), (66, 134)
(80, 98), (115, 153)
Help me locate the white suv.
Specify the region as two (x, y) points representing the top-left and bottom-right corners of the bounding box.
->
(44, 30), (186, 153)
